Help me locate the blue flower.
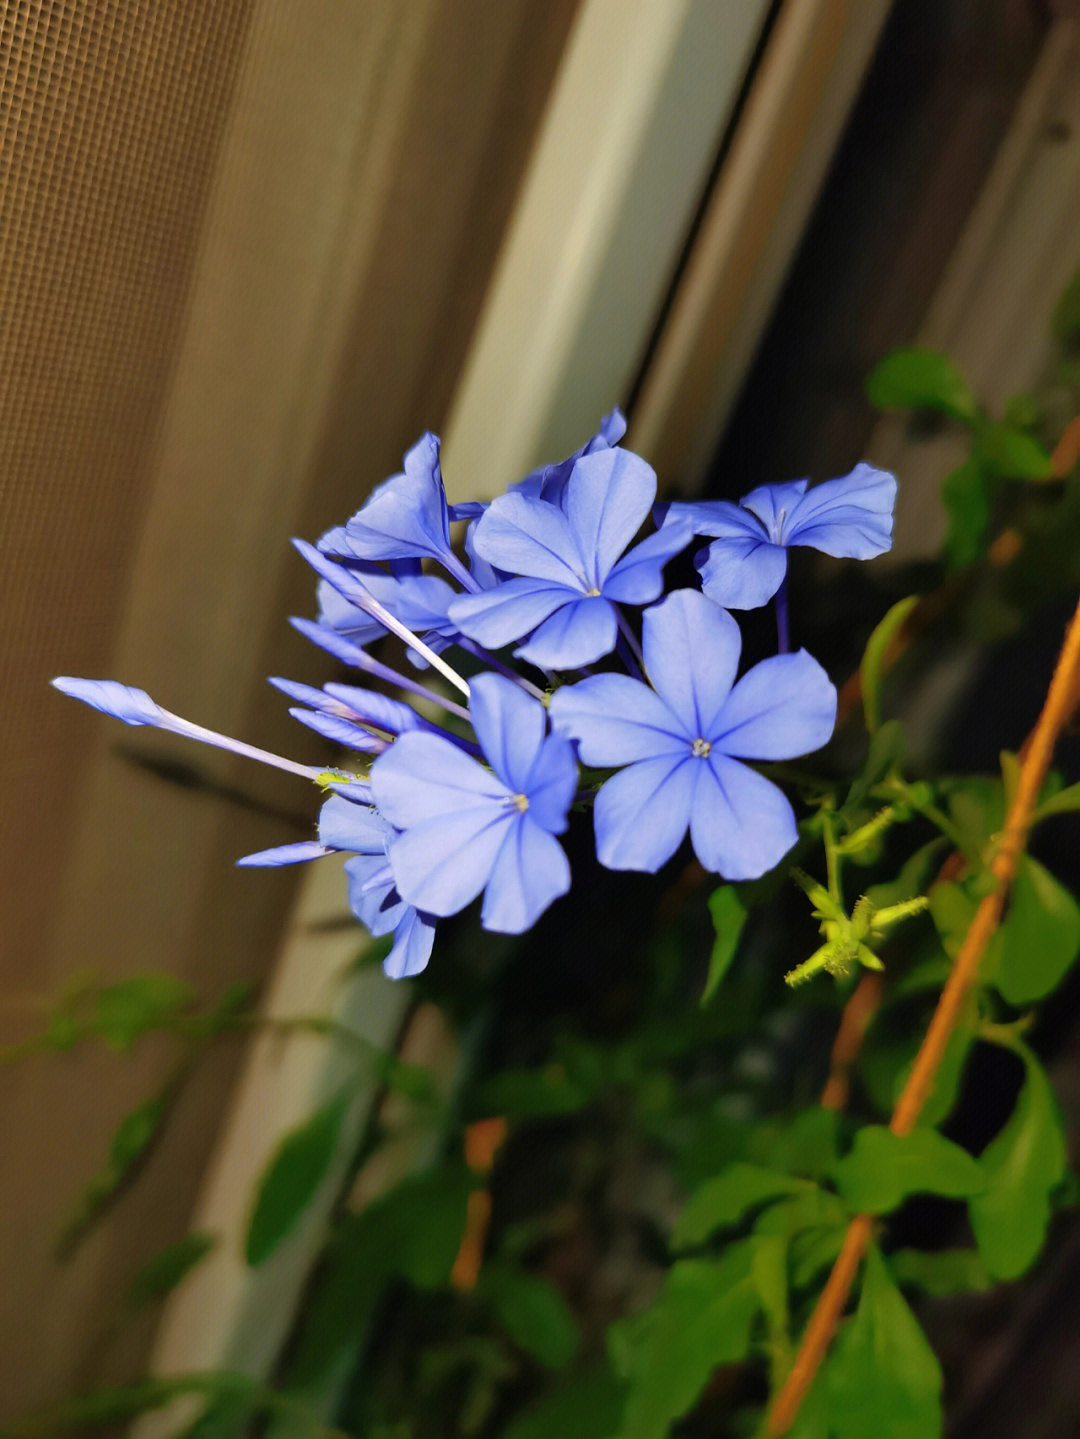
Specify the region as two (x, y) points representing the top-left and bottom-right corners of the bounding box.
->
(51, 678), (435, 978)
(371, 673), (577, 932)
(333, 434), (478, 593)
(548, 590), (836, 879)
(666, 463), (896, 609)
(448, 447), (693, 668)
(513, 408), (627, 506)
(242, 793), (436, 980)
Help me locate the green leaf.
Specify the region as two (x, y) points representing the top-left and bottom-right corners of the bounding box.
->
(988, 855), (1080, 1005)
(889, 1247), (992, 1296)
(832, 1126), (985, 1213)
(703, 887), (748, 1002)
(752, 1190), (849, 1290)
(673, 1164), (811, 1249)
(93, 973), (196, 1051)
(479, 1262), (579, 1369)
(1032, 779), (1080, 822)
(474, 1064), (591, 1119)
(864, 838), (947, 913)
(846, 719), (905, 808)
(969, 1042), (1067, 1278)
(976, 421), (1053, 479)
(502, 1366), (627, 1439)
(1051, 263), (1080, 344)
(861, 1007), (975, 1128)
(57, 1092), (171, 1255)
(746, 1106), (843, 1180)
(861, 597), (919, 733)
(865, 347), (978, 422)
(820, 1245), (943, 1439)
(942, 459), (992, 568)
(127, 1232), (217, 1308)
(280, 1163), (474, 1396)
(946, 775), (1005, 856)
(607, 1244), (761, 1439)
(245, 1093), (349, 1266)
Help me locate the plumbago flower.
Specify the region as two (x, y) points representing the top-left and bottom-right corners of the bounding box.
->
(372, 674), (577, 933)
(666, 463), (896, 610)
(449, 447), (694, 668)
(52, 420), (893, 979)
(549, 590), (836, 879)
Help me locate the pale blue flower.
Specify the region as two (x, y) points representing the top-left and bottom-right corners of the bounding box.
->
(449, 447), (692, 668)
(371, 674), (577, 932)
(548, 590), (836, 879)
(666, 463), (896, 609)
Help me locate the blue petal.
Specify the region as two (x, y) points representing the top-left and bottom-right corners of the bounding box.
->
(236, 841), (333, 867)
(51, 677), (168, 728)
(318, 795), (390, 854)
(514, 408), (627, 508)
(317, 577), (385, 646)
(290, 615), (371, 668)
(714, 649), (837, 760)
(515, 595), (618, 668)
(781, 464), (896, 558)
(323, 684), (423, 733)
(697, 537), (788, 609)
(602, 515), (695, 603)
(563, 447), (656, 589)
(464, 518), (504, 590)
(469, 673), (546, 792)
(389, 573), (458, 634)
(289, 708), (385, 752)
(386, 806), (511, 916)
(593, 755), (696, 872)
(549, 673), (685, 764)
(740, 480), (809, 539)
(372, 731), (509, 827)
(449, 577), (576, 650)
(344, 433), (452, 564)
(344, 853), (405, 933)
(383, 907), (436, 979)
(471, 492), (587, 588)
(642, 591), (741, 738)
(479, 817), (571, 933)
(662, 498), (768, 541)
(690, 754), (798, 878)
(522, 733), (578, 835)
(448, 501), (486, 521)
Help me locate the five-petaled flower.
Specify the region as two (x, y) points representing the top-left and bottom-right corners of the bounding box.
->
(449, 447), (692, 668)
(371, 674), (577, 932)
(666, 463), (896, 610)
(549, 590), (837, 879)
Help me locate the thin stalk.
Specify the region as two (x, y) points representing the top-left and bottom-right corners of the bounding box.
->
(441, 550), (483, 595)
(775, 577), (790, 654)
(456, 639), (547, 701)
(767, 590), (1080, 1435)
(290, 617), (471, 722)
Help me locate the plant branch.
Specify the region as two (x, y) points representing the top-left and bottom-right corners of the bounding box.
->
(768, 588), (1080, 1435)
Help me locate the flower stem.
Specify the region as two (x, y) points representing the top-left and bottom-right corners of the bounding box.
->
(615, 608), (646, 679)
(775, 578), (790, 654)
(456, 639), (547, 701)
(767, 589), (1080, 1435)
(441, 550), (483, 595)
(290, 618), (472, 722)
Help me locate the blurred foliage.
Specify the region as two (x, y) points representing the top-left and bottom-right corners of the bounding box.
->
(8, 274), (1080, 1439)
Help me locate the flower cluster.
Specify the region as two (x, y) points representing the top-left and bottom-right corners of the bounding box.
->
(54, 415), (894, 979)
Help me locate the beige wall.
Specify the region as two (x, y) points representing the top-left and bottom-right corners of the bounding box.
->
(0, 0), (577, 1413)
